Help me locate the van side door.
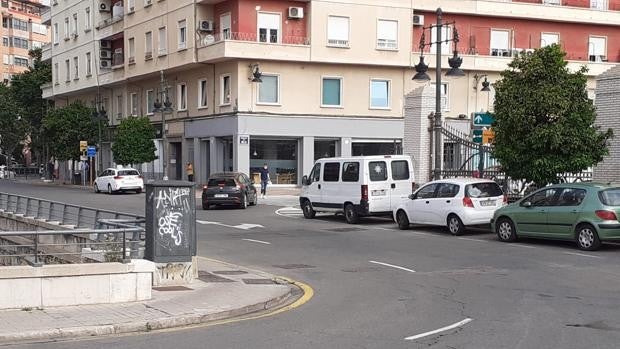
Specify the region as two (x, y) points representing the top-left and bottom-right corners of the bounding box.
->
(389, 159), (413, 211)
(367, 160), (391, 213)
(305, 163), (322, 207)
(320, 162), (341, 211)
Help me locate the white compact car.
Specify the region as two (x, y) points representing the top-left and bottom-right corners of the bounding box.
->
(94, 167), (144, 194)
(393, 178), (506, 235)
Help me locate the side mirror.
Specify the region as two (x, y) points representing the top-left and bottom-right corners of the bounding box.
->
(408, 193), (416, 200)
(523, 201), (532, 208)
(302, 175), (309, 186)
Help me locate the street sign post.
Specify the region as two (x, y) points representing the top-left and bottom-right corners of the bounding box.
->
(87, 146), (97, 158)
(473, 112), (494, 127)
(79, 141), (88, 152)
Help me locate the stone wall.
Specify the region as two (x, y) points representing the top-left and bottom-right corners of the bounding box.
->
(593, 65), (620, 183)
(403, 85), (435, 184)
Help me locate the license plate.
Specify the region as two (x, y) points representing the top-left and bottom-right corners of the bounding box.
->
(371, 189), (386, 196)
(480, 200), (495, 207)
(214, 194), (228, 198)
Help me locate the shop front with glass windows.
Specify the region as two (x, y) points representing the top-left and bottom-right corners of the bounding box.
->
(183, 113), (404, 186)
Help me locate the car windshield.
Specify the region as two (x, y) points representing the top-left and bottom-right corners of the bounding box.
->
(118, 170), (140, 176)
(599, 188), (620, 206)
(465, 182), (503, 198)
(208, 178), (236, 187)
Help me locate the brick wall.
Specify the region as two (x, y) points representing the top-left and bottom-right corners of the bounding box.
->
(593, 65), (620, 183)
(403, 86), (434, 184)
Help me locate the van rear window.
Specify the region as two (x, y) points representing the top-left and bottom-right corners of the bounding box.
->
(342, 162), (359, 182)
(391, 161), (409, 180)
(599, 189), (620, 206)
(465, 182), (503, 198)
(323, 163), (340, 182)
(369, 161), (387, 181)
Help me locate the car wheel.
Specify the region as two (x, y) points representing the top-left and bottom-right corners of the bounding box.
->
(496, 217), (517, 242)
(575, 224), (602, 251)
(344, 204), (360, 224)
(396, 210), (410, 230)
(447, 214), (465, 236)
(250, 192), (258, 206)
(239, 194), (248, 209)
(107, 184), (113, 195)
(94, 183), (100, 193)
(135, 188), (142, 194)
(301, 200), (316, 219)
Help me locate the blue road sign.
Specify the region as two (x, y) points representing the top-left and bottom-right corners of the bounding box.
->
(473, 112), (494, 127)
(87, 146), (97, 158)
(473, 129), (483, 144)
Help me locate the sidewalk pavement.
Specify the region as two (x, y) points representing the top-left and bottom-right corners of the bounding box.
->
(0, 257), (306, 344)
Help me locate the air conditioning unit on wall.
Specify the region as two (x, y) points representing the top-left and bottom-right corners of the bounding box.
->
(100, 60), (111, 68)
(288, 7), (303, 19)
(100, 49), (112, 59)
(198, 20), (214, 32)
(99, 2), (110, 12)
(413, 15), (424, 26)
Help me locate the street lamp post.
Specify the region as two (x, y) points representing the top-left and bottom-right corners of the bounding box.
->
(153, 71), (173, 181)
(92, 94), (107, 175)
(413, 8), (464, 180)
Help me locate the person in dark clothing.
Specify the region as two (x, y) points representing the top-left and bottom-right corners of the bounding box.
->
(259, 163), (270, 199)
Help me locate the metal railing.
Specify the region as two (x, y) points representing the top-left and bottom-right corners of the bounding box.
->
(0, 226), (143, 266)
(199, 31), (310, 48)
(0, 192), (144, 229)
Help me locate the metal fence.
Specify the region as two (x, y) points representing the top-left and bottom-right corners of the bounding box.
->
(0, 192), (144, 229)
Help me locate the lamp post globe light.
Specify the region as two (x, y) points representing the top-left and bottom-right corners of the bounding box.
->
(153, 70), (174, 181)
(413, 7), (464, 180)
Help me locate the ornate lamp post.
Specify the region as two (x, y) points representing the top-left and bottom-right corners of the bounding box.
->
(153, 71), (173, 180)
(92, 93), (108, 175)
(413, 8), (464, 180)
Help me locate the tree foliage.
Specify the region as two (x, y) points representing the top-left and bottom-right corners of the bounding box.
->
(492, 44), (613, 185)
(0, 84), (28, 166)
(111, 117), (157, 165)
(42, 102), (102, 161)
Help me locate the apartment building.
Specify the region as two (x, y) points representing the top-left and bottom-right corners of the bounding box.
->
(41, 0), (620, 185)
(1, 0), (49, 83)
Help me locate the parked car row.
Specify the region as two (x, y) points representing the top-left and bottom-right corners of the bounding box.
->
(300, 155), (620, 251)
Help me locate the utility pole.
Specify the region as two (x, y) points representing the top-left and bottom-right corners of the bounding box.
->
(154, 71), (173, 180)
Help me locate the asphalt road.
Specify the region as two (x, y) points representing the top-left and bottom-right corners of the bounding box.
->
(2, 180), (620, 349)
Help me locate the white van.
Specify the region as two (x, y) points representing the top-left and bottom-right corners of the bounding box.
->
(300, 155), (415, 224)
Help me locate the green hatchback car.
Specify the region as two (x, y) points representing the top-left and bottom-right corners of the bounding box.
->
(492, 183), (620, 251)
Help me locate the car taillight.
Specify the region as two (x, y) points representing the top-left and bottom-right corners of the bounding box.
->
(361, 185), (368, 201)
(463, 197), (474, 208)
(203, 185), (208, 190)
(595, 210), (617, 221)
(114, 176), (122, 180)
(503, 195), (508, 204)
(138, 175), (144, 179)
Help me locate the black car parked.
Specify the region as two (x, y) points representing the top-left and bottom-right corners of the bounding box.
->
(202, 172), (258, 210)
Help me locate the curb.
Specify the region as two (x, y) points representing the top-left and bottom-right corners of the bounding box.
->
(0, 282), (301, 344)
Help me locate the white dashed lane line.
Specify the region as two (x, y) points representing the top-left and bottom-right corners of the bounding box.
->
(241, 238), (272, 245)
(369, 260), (416, 273)
(563, 252), (603, 259)
(404, 318), (473, 341)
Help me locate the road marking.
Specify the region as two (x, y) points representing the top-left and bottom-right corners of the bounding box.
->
(241, 238), (271, 245)
(196, 220), (264, 230)
(369, 260), (416, 273)
(507, 244), (537, 249)
(457, 237), (488, 243)
(563, 252), (603, 259)
(275, 207), (303, 218)
(409, 231), (435, 236)
(404, 318), (473, 341)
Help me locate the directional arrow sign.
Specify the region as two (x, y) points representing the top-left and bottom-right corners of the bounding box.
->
(473, 112), (494, 127)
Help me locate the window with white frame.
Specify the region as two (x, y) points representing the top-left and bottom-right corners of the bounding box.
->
(128, 37), (135, 61)
(145, 31), (153, 56)
(220, 13), (231, 40)
(590, 0), (608, 10)
(430, 82), (449, 111)
(53, 23), (59, 44)
(370, 79), (390, 109)
(86, 52), (91, 76)
(72, 13), (77, 35)
(198, 79), (208, 108)
(73, 56), (78, 79)
(327, 16), (349, 47)
(144, 0), (153, 7)
(85, 7), (91, 30)
(177, 83), (187, 110)
(322, 77), (342, 107)
(117, 94), (124, 118)
(490, 29), (511, 56)
(158, 27), (166, 55)
(588, 36), (607, 62)
(178, 19), (187, 49)
(130, 92), (138, 116)
(54, 63), (58, 84)
(64, 59), (70, 81)
(127, 0), (135, 12)
(63, 17), (69, 39)
(431, 26), (451, 54)
(146, 89), (154, 115)
(257, 12), (280, 43)
(221, 75), (231, 105)
(377, 20), (398, 50)
(540, 32), (559, 47)
(32, 23), (47, 35)
(258, 74), (279, 104)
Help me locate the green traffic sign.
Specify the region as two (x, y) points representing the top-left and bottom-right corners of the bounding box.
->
(473, 112), (494, 127)
(473, 136), (482, 144)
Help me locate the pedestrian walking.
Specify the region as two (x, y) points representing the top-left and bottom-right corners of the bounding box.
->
(259, 163), (270, 199)
(186, 162), (194, 182)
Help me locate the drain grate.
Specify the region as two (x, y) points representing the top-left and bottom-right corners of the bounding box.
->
(212, 270), (249, 275)
(242, 278), (277, 285)
(198, 271), (235, 283)
(153, 286), (194, 291)
(326, 227), (362, 232)
(273, 264), (316, 270)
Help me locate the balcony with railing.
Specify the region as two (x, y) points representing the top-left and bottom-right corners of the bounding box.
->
(41, 42), (51, 61)
(95, 1), (124, 37)
(197, 31), (311, 63)
(41, 8), (51, 25)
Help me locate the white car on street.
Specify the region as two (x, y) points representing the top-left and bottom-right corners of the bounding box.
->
(393, 178), (506, 235)
(94, 167), (144, 194)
